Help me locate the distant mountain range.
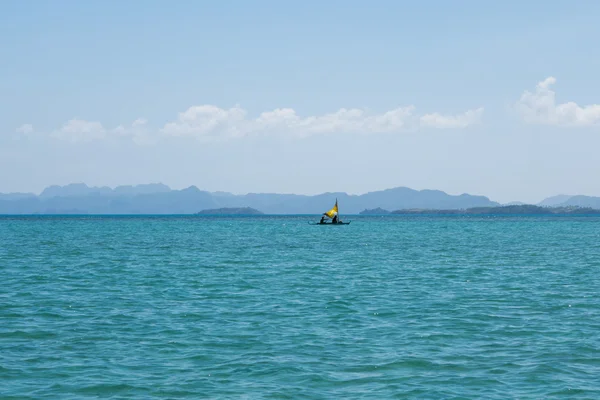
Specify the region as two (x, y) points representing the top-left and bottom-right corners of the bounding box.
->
(0, 183), (599, 214)
(0, 183), (498, 214)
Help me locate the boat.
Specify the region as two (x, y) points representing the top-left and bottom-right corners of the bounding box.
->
(310, 198), (351, 225)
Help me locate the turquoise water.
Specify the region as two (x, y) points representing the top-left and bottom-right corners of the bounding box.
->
(1, 215), (600, 398)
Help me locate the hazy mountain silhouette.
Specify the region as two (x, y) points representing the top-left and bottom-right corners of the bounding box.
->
(537, 194), (574, 207)
(0, 192), (36, 201)
(0, 183), (501, 214)
(550, 195), (600, 209)
(531, 194), (600, 209)
(39, 183), (171, 198)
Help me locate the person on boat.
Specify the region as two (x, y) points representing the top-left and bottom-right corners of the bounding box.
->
(319, 216), (326, 224)
(332, 215), (338, 224)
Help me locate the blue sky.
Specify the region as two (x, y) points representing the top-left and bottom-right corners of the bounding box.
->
(2, 0), (600, 203)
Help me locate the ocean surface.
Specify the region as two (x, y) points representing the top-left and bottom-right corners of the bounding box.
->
(1, 215), (599, 399)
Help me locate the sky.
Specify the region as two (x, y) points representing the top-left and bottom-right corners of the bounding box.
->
(2, 0), (600, 203)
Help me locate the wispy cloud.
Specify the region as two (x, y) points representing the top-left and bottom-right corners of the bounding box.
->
(516, 77), (600, 126)
(16, 124), (34, 135)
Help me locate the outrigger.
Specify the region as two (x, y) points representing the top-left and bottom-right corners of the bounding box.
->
(310, 198), (351, 225)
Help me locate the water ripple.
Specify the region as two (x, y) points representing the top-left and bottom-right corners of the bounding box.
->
(1, 215), (599, 398)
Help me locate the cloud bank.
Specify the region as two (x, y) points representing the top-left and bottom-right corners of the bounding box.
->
(161, 105), (484, 140)
(13, 76), (600, 146)
(516, 77), (600, 126)
(22, 104), (483, 144)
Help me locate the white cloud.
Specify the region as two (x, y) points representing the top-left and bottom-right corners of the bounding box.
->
(46, 104), (483, 144)
(52, 119), (106, 142)
(132, 118), (147, 127)
(16, 124), (34, 135)
(161, 104), (482, 140)
(420, 107), (484, 128)
(161, 105), (247, 140)
(114, 118), (154, 145)
(516, 77), (600, 126)
(51, 118), (154, 144)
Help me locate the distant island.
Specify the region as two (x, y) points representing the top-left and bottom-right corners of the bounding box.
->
(359, 208), (391, 215)
(195, 207), (264, 215)
(388, 205), (600, 215)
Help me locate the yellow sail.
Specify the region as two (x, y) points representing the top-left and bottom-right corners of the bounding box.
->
(324, 200), (338, 219)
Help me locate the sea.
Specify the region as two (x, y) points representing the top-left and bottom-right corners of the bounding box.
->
(1, 215), (599, 399)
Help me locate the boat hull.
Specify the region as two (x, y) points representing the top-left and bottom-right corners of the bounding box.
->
(309, 222), (351, 225)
